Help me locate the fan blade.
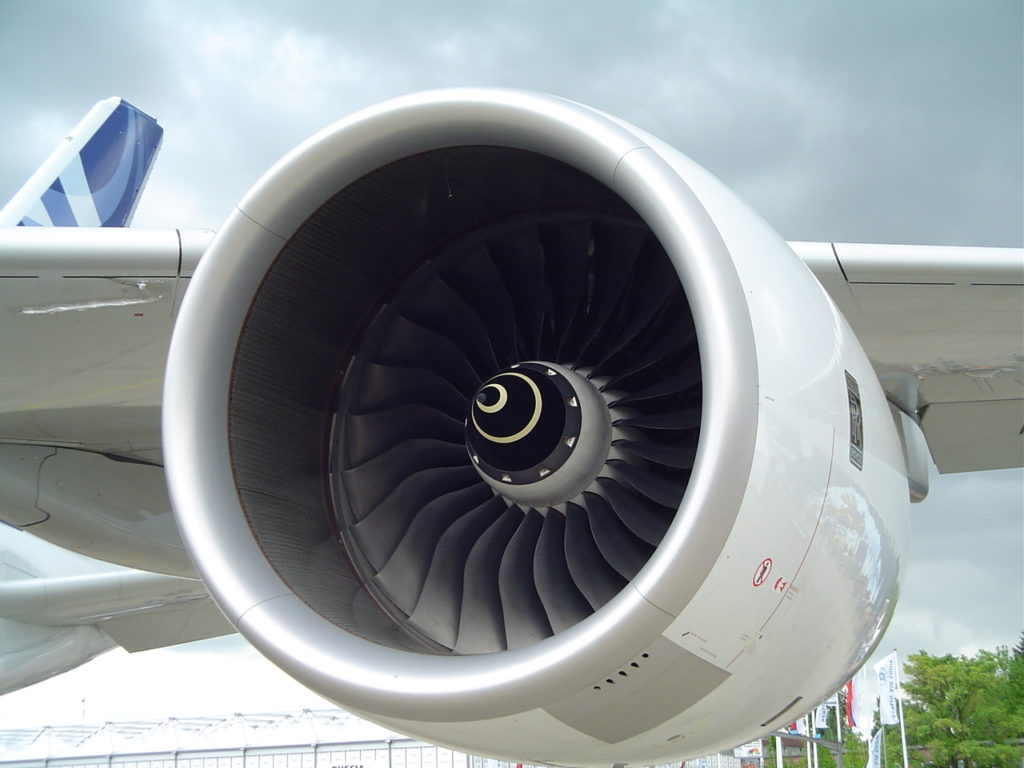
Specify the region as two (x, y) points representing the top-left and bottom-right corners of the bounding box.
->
(371, 311), (481, 395)
(563, 502), (626, 609)
(347, 359), (469, 420)
(606, 459), (686, 509)
(540, 219), (593, 359)
(612, 440), (698, 470)
(373, 483), (495, 614)
(454, 507), (523, 653)
(488, 226), (547, 359)
(601, 307), (695, 387)
(575, 229), (647, 359)
(497, 509), (552, 649)
(591, 251), (681, 374)
(581, 491), (654, 580)
(341, 438), (470, 516)
(437, 244), (520, 367)
(350, 466), (481, 565)
(400, 263), (500, 377)
(613, 406), (701, 431)
(407, 495), (508, 650)
(533, 511), (592, 633)
(343, 404), (465, 467)
(607, 365), (701, 406)
(593, 476), (672, 546)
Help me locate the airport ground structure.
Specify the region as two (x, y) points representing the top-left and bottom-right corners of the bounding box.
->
(0, 710), (745, 768)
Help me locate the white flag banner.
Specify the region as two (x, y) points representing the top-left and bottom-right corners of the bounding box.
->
(866, 729), (883, 768)
(814, 704), (829, 730)
(874, 652), (900, 725)
(848, 667), (874, 740)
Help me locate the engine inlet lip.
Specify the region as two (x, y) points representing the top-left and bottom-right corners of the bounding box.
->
(164, 88), (759, 723)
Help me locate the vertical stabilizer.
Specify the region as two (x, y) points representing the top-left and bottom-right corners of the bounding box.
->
(0, 98), (162, 227)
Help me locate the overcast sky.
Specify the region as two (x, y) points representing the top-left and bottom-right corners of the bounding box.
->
(0, 0), (1020, 734)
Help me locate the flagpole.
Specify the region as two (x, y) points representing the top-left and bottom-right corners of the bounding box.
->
(835, 693), (843, 747)
(805, 716), (812, 768)
(893, 651), (910, 768)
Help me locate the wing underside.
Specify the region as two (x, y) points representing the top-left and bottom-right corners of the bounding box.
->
(0, 567), (232, 652)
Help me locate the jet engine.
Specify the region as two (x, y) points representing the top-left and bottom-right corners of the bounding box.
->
(163, 90), (909, 766)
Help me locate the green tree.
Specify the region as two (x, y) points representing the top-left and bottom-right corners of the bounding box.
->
(901, 646), (1024, 768)
(1008, 632), (1024, 714)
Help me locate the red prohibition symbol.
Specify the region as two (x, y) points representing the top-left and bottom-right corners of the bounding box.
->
(753, 557), (773, 587)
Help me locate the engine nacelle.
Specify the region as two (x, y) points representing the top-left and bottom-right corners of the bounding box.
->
(164, 90), (908, 766)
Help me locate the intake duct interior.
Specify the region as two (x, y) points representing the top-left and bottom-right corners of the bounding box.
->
(228, 146), (701, 655)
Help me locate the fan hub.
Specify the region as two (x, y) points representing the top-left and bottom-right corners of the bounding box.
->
(466, 362), (611, 508)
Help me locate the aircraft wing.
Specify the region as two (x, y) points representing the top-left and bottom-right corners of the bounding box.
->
(793, 241), (1024, 473)
(1, 229), (1017, 476)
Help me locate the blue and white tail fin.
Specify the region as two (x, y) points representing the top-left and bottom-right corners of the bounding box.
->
(0, 98), (162, 228)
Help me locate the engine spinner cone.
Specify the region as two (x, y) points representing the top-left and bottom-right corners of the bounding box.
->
(466, 361), (611, 508)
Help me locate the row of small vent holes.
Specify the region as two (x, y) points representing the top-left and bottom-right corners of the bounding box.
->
(592, 652), (650, 691)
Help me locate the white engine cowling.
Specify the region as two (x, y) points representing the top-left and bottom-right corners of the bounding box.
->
(163, 89), (908, 766)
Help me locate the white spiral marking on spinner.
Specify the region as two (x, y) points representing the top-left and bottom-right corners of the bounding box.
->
(471, 372), (543, 444)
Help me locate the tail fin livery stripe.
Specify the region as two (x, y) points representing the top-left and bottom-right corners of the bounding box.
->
(19, 196), (52, 227)
(0, 98), (162, 228)
(78, 101), (162, 227)
(39, 178), (77, 226)
(53, 156), (101, 227)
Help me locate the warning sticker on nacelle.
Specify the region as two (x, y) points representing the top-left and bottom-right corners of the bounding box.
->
(845, 370), (864, 470)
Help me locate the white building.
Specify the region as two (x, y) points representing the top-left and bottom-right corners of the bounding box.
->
(0, 711), (469, 768)
(0, 710), (745, 768)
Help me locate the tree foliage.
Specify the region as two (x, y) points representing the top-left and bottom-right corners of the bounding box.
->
(900, 644), (1024, 768)
(763, 642), (1024, 768)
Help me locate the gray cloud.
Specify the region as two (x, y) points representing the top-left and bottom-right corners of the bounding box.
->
(895, 467), (1023, 656)
(1, 1), (1019, 242)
